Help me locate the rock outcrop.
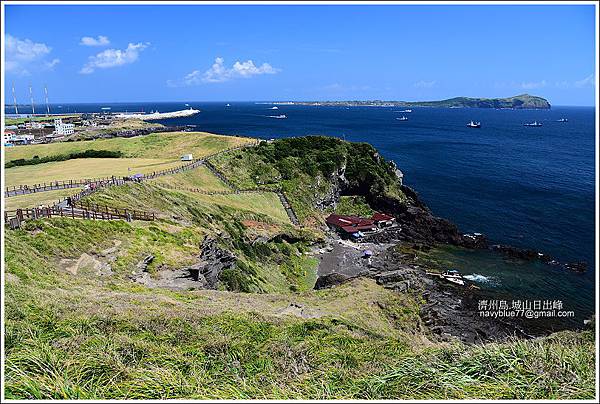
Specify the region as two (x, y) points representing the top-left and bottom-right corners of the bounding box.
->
(187, 237), (237, 288)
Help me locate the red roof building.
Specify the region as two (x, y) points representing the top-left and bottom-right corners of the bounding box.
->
(326, 214), (377, 234)
(371, 212), (395, 222)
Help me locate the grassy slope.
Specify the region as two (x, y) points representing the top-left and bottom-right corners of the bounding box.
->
(3, 135), (596, 399)
(4, 188), (82, 210)
(4, 131), (254, 162)
(148, 166), (231, 192)
(4, 219), (595, 399)
(5, 158), (183, 188)
(210, 137), (407, 226)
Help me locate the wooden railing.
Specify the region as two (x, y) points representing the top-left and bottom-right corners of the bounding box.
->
(4, 203), (156, 229)
(5, 141), (259, 198)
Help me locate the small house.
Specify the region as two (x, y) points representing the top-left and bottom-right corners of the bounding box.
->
(371, 212), (396, 227)
(181, 153), (193, 161)
(326, 214), (377, 238)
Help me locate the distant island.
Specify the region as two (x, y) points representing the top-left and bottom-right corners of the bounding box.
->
(273, 94), (551, 109)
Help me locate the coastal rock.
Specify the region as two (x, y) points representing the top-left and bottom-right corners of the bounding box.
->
(564, 261), (587, 273)
(187, 237), (237, 288)
(314, 272), (351, 289)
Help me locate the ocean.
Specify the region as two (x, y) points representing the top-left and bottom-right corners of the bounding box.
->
(6, 102), (596, 326)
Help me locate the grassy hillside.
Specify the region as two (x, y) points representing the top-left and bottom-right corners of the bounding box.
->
(3, 135), (595, 400)
(4, 131), (253, 162)
(4, 218), (595, 399)
(5, 158), (183, 188)
(148, 166), (231, 192)
(4, 188), (82, 210)
(210, 136), (406, 225)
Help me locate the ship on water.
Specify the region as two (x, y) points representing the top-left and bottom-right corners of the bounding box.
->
(557, 118), (568, 122)
(524, 121), (542, 127)
(467, 120), (481, 128)
(396, 116), (408, 121)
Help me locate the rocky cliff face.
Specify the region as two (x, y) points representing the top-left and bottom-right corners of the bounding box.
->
(367, 185), (485, 247)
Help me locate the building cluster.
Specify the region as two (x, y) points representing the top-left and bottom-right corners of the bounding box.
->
(326, 212), (396, 239)
(3, 117), (79, 146)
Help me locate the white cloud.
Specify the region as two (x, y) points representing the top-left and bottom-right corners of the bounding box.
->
(574, 74), (595, 88)
(5, 34), (55, 75)
(44, 58), (61, 69)
(521, 80), (547, 90)
(80, 35), (110, 46)
(169, 57), (280, 86)
(413, 80), (436, 89)
(80, 42), (148, 74)
(323, 83), (372, 91)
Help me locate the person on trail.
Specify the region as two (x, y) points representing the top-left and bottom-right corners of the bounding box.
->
(66, 197), (72, 207)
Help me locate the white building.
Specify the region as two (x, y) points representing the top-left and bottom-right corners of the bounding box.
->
(25, 121), (44, 129)
(54, 118), (75, 136)
(3, 132), (35, 145)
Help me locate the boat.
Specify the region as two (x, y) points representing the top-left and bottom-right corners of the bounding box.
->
(270, 106), (279, 110)
(270, 114), (287, 119)
(185, 103), (190, 107)
(467, 120), (481, 128)
(441, 269), (466, 286)
(226, 103), (231, 107)
(396, 116), (408, 121)
(398, 109), (412, 113)
(101, 107), (111, 110)
(524, 121), (542, 127)
(557, 118), (568, 122)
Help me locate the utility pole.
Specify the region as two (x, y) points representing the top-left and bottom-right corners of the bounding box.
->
(29, 84), (35, 115)
(44, 85), (50, 115)
(12, 83), (19, 114)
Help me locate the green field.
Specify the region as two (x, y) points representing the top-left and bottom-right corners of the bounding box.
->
(4, 188), (81, 211)
(149, 165), (231, 193)
(83, 182), (291, 226)
(4, 115), (78, 126)
(4, 158), (184, 188)
(4, 131), (254, 162)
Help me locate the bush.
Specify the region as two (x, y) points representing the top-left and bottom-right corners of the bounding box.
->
(5, 150), (123, 168)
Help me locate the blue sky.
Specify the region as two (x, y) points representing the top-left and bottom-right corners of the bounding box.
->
(4, 4), (597, 105)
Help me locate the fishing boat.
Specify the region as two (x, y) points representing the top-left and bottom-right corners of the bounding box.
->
(226, 103), (231, 107)
(524, 121), (542, 127)
(270, 106), (279, 110)
(557, 118), (568, 122)
(396, 116), (408, 121)
(441, 269), (466, 286)
(398, 109), (412, 113)
(270, 114), (287, 119)
(467, 120), (481, 128)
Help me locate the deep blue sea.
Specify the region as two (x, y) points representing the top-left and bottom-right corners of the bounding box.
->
(7, 102), (596, 326)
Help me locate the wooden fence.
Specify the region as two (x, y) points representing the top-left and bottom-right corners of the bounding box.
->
(4, 202), (156, 229)
(5, 141), (258, 198)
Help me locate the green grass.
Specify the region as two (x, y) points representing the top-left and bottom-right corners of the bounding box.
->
(4, 131), (254, 163)
(3, 135), (596, 400)
(5, 158), (183, 188)
(210, 137), (407, 227)
(3, 211), (596, 400)
(149, 165), (232, 192)
(334, 195), (374, 217)
(5, 115), (77, 125)
(4, 188), (81, 210)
